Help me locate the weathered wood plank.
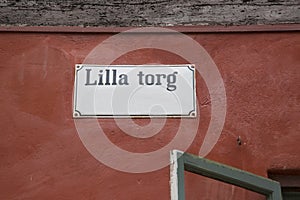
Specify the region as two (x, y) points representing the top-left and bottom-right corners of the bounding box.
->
(0, 0), (299, 26)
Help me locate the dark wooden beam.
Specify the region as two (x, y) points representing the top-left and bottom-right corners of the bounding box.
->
(0, 0), (299, 27)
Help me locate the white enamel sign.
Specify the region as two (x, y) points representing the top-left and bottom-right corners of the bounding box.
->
(73, 64), (196, 118)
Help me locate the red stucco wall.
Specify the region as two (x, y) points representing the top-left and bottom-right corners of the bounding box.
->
(0, 31), (299, 199)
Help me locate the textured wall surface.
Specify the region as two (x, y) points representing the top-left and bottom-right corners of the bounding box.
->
(0, 0), (299, 27)
(0, 31), (299, 199)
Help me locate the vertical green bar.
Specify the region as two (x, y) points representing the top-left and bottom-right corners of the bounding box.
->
(271, 184), (283, 200)
(177, 152), (185, 200)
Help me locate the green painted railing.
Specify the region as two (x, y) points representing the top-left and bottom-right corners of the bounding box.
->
(170, 150), (282, 200)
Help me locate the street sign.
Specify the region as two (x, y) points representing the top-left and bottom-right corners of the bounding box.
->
(73, 64), (196, 118)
